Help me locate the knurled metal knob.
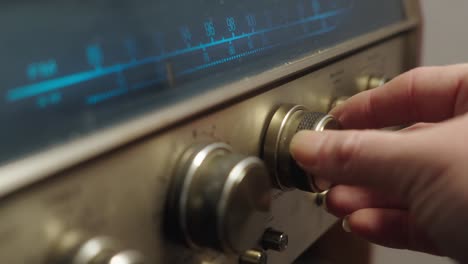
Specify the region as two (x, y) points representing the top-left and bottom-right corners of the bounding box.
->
(166, 142), (272, 254)
(263, 105), (341, 192)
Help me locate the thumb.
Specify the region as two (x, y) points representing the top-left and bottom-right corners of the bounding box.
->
(290, 129), (448, 199)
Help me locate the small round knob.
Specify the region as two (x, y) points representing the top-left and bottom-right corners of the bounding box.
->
(107, 250), (145, 264)
(167, 143), (272, 254)
(357, 75), (389, 92)
(261, 228), (288, 252)
(329, 96), (350, 111)
(239, 249), (268, 264)
(73, 237), (145, 264)
(48, 233), (145, 264)
(263, 105), (341, 192)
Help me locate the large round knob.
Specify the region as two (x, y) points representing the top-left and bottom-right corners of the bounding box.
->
(166, 142), (271, 254)
(263, 105), (341, 192)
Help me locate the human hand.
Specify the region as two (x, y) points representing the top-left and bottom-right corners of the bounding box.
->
(290, 64), (468, 262)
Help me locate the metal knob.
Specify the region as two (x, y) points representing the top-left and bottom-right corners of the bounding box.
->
(261, 228), (288, 252)
(239, 249), (268, 264)
(107, 250), (145, 264)
(329, 96), (349, 111)
(166, 142), (272, 254)
(357, 75), (389, 92)
(48, 233), (145, 264)
(263, 105), (341, 192)
(73, 237), (145, 264)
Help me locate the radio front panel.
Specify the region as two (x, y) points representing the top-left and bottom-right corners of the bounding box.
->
(0, 35), (412, 263)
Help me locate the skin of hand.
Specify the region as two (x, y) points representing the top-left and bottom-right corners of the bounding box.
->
(290, 64), (468, 262)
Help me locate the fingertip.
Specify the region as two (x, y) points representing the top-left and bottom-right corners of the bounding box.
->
(346, 209), (409, 249)
(329, 90), (374, 129)
(329, 101), (345, 117)
(325, 186), (406, 218)
(325, 186), (355, 218)
(347, 209), (385, 235)
(289, 130), (311, 154)
(348, 209), (440, 255)
(289, 130), (324, 167)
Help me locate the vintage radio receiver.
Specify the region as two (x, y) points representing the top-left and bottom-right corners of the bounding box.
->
(0, 0), (421, 263)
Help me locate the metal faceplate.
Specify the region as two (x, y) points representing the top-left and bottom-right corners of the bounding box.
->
(0, 2), (421, 263)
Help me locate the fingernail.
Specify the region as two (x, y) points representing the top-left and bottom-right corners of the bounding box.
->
(342, 216), (352, 233)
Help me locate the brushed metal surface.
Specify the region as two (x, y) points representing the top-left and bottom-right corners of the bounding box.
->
(0, 35), (414, 263)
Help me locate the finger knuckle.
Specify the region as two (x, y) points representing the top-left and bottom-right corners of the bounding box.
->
(314, 133), (333, 167)
(335, 132), (364, 176)
(406, 68), (424, 120)
(408, 66), (429, 78)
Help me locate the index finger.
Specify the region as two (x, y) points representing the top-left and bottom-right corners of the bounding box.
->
(331, 64), (468, 129)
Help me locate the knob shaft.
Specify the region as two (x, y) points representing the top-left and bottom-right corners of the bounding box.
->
(263, 105), (341, 192)
(167, 143), (272, 254)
